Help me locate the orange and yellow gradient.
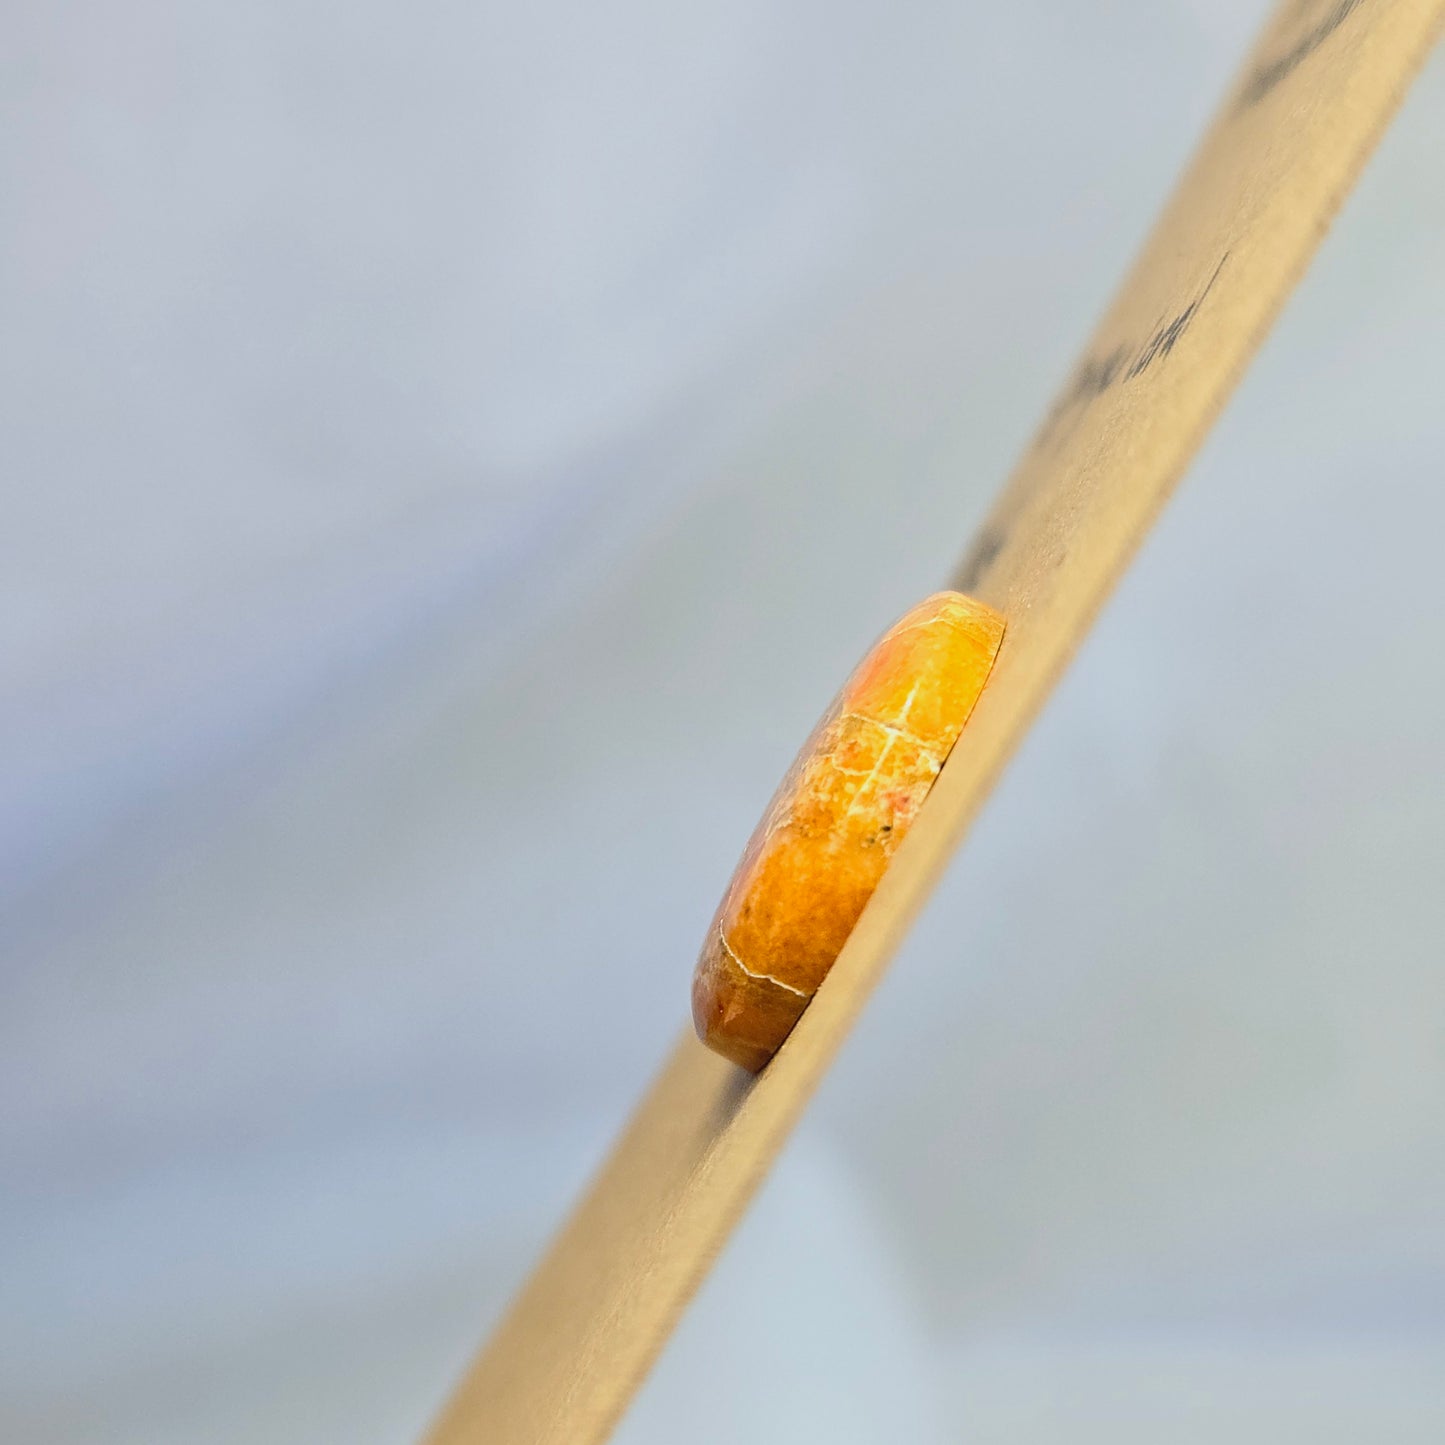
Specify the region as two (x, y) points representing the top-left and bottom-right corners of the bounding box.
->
(692, 591), (1004, 1071)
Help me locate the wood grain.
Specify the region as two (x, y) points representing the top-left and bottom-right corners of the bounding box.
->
(423, 4), (1445, 1441)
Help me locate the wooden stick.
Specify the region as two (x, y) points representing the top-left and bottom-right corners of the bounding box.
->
(423, 4), (1445, 1441)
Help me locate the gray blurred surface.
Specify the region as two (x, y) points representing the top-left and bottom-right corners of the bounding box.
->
(4, 2), (1445, 1440)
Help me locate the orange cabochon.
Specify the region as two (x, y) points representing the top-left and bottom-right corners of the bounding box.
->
(693, 591), (1004, 1071)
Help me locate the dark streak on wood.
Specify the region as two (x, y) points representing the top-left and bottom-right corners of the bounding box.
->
(1239, 0), (1367, 107)
(1035, 252), (1228, 451)
(955, 525), (1005, 591)
(955, 249), (1231, 594)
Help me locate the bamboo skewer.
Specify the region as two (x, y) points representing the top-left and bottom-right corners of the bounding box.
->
(424, 4), (1445, 1441)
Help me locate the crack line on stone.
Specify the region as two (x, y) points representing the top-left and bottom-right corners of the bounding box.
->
(839, 711), (943, 768)
(718, 929), (811, 998)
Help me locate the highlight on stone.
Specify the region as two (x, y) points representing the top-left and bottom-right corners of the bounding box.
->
(692, 591), (1005, 1071)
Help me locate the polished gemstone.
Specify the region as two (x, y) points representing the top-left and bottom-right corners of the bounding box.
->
(692, 591), (1004, 1070)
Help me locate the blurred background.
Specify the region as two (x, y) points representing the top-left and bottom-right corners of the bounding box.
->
(5, 2), (1445, 1440)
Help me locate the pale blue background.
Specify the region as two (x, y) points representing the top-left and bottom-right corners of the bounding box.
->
(4, 2), (1445, 1440)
